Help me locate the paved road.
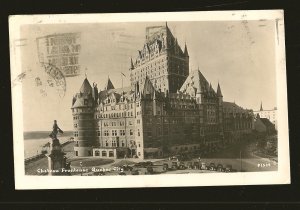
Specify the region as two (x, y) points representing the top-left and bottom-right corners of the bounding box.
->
(199, 141), (277, 172)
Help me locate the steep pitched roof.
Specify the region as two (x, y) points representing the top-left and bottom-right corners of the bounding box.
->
(184, 42), (189, 57)
(180, 69), (214, 96)
(260, 118), (274, 127)
(104, 78), (115, 90)
(79, 78), (93, 95)
(98, 86), (132, 103)
(223, 101), (249, 113)
(130, 57), (134, 70)
(260, 101), (263, 111)
(217, 82), (223, 97)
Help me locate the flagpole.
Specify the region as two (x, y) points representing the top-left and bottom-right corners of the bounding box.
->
(121, 72), (123, 89)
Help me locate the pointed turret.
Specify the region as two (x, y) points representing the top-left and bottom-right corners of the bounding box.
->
(260, 101), (263, 111)
(130, 57), (134, 70)
(184, 42), (189, 57)
(79, 78), (93, 95)
(104, 77), (115, 90)
(217, 82), (223, 97)
(72, 95), (76, 106)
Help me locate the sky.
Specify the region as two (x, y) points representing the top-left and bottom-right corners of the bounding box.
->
(19, 20), (277, 131)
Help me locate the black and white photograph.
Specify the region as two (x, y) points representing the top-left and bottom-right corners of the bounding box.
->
(9, 10), (289, 189)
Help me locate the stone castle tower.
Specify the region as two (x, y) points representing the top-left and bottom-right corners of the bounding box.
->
(71, 78), (99, 156)
(130, 23), (189, 93)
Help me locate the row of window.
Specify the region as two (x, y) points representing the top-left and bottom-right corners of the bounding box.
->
(102, 129), (134, 137)
(101, 103), (136, 111)
(102, 120), (133, 127)
(94, 150), (114, 157)
(99, 111), (134, 119)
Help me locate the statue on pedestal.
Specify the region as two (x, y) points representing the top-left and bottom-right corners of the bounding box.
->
(49, 120), (64, 140)
(47, 120), (68, 176)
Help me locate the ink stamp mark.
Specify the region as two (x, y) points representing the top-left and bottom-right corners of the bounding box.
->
(40, 62), (67, 98)
(36, 33), (81, 77)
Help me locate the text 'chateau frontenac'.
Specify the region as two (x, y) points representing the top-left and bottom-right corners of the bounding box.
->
(71, 23), (254, 159)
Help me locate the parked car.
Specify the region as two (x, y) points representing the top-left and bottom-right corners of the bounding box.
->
(200, 162), (207, 170)
(171, 155), (181, 161)
(171, 161), (178, 170)
(193, 162), (200, 169)
(187, 162), (193, 169)
(209, 163), (217, 171)
(217, 164), (224, 172)
(146, 166), (154, 174)
(163, 163), (169, 171)
(225, 164), (233, 172)
(178, 162), (186, 170)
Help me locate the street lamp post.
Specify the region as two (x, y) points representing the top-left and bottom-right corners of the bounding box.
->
(80, 161), (83, 176)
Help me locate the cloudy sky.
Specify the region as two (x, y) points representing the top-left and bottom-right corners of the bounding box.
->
(20, 20), (277, 131)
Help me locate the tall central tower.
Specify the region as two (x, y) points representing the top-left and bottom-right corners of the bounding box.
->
(129, 23), (189, 93)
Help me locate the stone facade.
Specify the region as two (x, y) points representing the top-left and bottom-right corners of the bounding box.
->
(71, 24), (254, 159)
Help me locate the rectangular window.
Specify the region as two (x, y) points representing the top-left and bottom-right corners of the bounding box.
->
(102, 151), (107, 157)
(130, 129), (133, 136)
(109, 151), (114, 157)
(120, 130), (125, 136)
(104, 130), (109, 136)
(112, 130), (117, 136)
(112, 141), (116, 147)
(97, 130), (101, 137)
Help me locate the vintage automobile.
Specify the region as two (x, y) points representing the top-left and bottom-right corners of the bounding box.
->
(171, 161), (178, 170)
(163, 163), (169, 171)
(193, 162), (200, 169)
(217, 164), (224, 172)
(225, 164), (233, 172)
(146, 166), (154, 174)
(209, 163), (217, 171)
(200, 162), (207, 170)
(178, 162), (186, 170)
(187, 162), (193, 169)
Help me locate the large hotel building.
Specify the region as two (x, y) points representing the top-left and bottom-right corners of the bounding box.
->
(71, 24), (254, 159)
